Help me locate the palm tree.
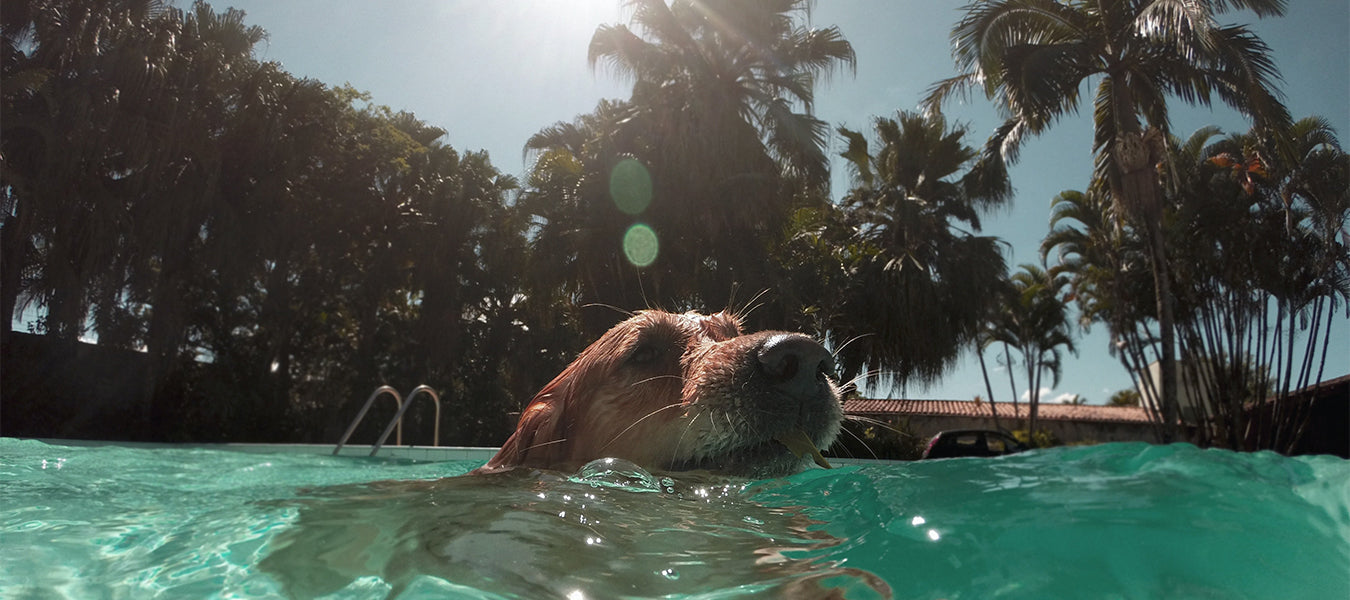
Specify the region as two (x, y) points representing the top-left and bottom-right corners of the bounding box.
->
(1178, 120), (1349, 450)
(833, 110), (1011, 388)
(925, 0), (1292, 441)
(119, 2), (267, 419)
(1042, 186), (1166, 436)
(588, 0), (854, 310)
(987, 264), (1077, 436)
(520, 100), (666, 333)
(591, 0), (854, 188)
(975, 326), (1005, 431)
(0, 0), (178, 345)
(1044, 119), (1348, 450)
(1108, 388), (1142, 407)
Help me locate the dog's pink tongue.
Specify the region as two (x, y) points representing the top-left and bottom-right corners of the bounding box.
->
(775, 429), (833, 469)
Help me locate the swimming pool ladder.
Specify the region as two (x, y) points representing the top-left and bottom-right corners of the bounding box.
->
(333, 385), (441, 456)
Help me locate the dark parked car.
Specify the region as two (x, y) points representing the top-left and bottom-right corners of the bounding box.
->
(921, 429), (1028, 459)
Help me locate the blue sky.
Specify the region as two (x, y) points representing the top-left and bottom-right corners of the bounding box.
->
(212, 0), (1348, 405)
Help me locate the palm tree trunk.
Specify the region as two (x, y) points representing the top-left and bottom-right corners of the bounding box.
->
(977, 346), (1002, 431)
(1027, 349), (1040, 437)
(1146, 221), (1180, 443)
(1003, 342), (1020, 420)
(0, 195), (31, 347)
(1113, 120), (1179, 444)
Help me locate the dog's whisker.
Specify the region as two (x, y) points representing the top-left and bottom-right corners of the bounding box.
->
(671, 408), (706, 468)
(837, 423), (880, 460)
(629, 374), (686, 388)
(734, 288), (772, 322)
(521, 438), (570, 453)
(840, 368), (883, 395)
(842, 370), (877, 391)
(580, 303), (637, 319)
(845, 414), (916, 439)
(598, 402), (689, 454)
(831, 333), (877, 361)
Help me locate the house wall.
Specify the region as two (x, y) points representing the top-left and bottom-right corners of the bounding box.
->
(1138, 360), (1215, 422)
(897, 414), (1160, 446)
(2, 332), (151, 439)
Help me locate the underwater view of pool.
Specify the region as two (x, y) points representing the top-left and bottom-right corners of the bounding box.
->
(2, 437), (1347, 599)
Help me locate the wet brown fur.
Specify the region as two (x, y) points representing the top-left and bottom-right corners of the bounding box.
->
(473, 310), (841, 477)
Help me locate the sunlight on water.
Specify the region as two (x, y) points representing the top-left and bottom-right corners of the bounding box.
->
(2, 438), (1347, 599)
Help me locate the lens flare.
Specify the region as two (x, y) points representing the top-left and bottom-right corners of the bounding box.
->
(609, 158), (652, 215)
(622, 224), (659, 267)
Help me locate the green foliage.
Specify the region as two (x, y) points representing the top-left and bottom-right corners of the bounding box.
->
(0, 1), (558, 444)
(1011, 428), (1060, 449)
(930, 0), (1294, 444)
(522, 0), (858, 334)
(826, 111), (1011, 388)
(832, 418), (927, 461)
(984, 264), (1078, 435)
(1043, 119), (1348, 452)
(1108, 389), (1142, 407)
(9, 0), (1329, 458)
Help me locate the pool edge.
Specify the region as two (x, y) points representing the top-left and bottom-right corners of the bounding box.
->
(16, 437), (500, 463)
(12, 437), (903, 466)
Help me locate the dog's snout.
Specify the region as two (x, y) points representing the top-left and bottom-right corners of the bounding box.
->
(757, 334), (833, 396)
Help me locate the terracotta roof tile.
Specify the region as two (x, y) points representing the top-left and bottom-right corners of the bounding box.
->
(844, 398), (1152, 423)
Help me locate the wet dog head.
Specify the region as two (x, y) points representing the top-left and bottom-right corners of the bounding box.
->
(474, 310), (842, 478)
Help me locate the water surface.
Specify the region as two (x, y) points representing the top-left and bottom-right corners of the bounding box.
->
(2, 438), (1346, 599)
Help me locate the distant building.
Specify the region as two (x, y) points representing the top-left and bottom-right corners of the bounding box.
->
(1246, 373), (1350, 458)
(1134, 359), (1348, 457)
(1136, 360), (1211, 423)
(844, 398), (1159, 446)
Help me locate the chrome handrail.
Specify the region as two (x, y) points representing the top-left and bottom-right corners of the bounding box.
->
(370, 385), (441, 456)
(332, 386), (402, 455)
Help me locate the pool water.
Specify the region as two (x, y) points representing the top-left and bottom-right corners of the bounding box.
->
(2, 438), (1347, 599)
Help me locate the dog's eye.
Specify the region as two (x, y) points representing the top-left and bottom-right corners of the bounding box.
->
(627, 344), (662, 366)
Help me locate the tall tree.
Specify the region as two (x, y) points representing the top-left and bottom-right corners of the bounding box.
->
(519, 99), (667, 335)
(129, 2), (268, 421)
(987, 264), (1077, 436)
(1042, 119), (1347, 451)
(1, 0), (177, 345)
(1173, 120), (1348, 450)
(925, 0), (1291, 441)
(833, 110), (1011, 388)
(588, 0), (854, 310)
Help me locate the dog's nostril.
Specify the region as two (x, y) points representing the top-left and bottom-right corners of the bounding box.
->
(757, 334), (832, 395)
(777, 354), (799, 381)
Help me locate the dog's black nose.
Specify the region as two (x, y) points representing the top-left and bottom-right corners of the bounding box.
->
(757, 334), (834, 398)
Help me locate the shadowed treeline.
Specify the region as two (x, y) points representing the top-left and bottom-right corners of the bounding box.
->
(2, 0), (1344, 453)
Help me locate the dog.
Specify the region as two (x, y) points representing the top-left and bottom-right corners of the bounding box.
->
(473, 310), (843, 478)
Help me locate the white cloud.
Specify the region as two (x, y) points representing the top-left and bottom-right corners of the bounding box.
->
(1050, 392), (1080, 404)
(1019, 387), (1051, 402)
(1019, 389), (1083, 404)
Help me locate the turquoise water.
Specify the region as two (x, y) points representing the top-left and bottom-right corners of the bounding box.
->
(2, 438), (1347, 599)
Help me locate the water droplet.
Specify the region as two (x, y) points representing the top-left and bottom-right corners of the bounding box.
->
(571, 458), (661, 492)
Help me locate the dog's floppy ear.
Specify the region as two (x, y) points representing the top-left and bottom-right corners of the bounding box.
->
(471, 383), (571, 474)
(471, 315), (632, 475)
